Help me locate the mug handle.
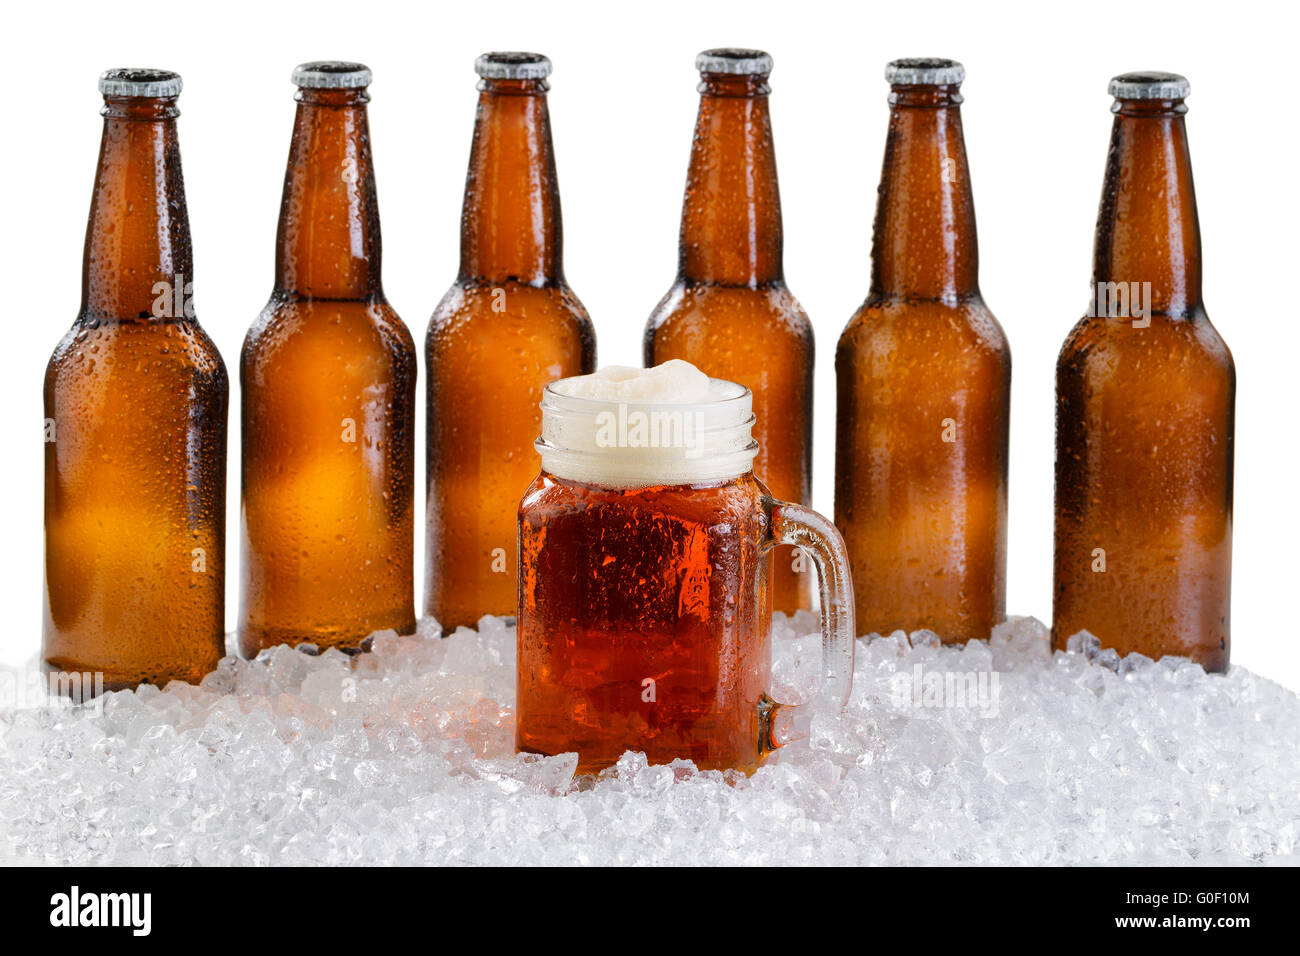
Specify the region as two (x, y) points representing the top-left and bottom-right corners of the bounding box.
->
(759, 498), (857, 754)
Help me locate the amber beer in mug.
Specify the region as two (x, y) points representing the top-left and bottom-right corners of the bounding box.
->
(1054, 73), (1234, 671)
(516, 362), (855, 775)
(44, 70), (228, 690)
(426, 53), (596, 633)
(644, 49), (815, 615)
(835, 59), (1011, 643)
(240, 62), (417, 656)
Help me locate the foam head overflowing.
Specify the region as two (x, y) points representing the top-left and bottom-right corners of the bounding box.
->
(539, 360), (758, 487)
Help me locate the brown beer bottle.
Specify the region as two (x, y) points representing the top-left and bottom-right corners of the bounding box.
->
(43, 70), (228, 690)
(240, 63), (417, 656)
(835, 59), (1011, 643)
(1053, 73), (1234, 671)
(644, 49), (814, 614)
(425, 53), (596, 631)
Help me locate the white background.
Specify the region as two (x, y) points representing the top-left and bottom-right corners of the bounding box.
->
(3, 0), (1296, 689)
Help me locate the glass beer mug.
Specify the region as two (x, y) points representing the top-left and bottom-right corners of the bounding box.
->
(516, 360), (855, 774)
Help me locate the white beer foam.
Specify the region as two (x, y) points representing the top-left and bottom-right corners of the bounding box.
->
(552, 360), (726, 405)
(538, 361), (758, 488)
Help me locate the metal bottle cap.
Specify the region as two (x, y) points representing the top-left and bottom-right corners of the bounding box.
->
(695, 48), (773, 75)
(885, 58), (965, 86)
(474, 52), (552, 80)
(1108, 72), (1190, 100)
(98, 69), (182, 98)
(292, 61), (373, 89)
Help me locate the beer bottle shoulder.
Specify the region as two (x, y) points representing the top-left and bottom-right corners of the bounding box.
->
(1057, 311), (1233, 384)
(1055, 311), (1234, 521)
(426, 279), (593, 346)
(242, 297), (417, 376)
(644, 279), (812, 345)
(48, 316), (228, 394)
(837, 295), (1010, 369)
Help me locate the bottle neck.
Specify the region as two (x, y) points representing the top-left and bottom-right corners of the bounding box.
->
(81, 97), (193, 321)
(1093, 99), (1202, 317)
(679, 73), (783, 287)
(274, 88), (382, 301)
(870, 86), (979, 302)
(458, 77), (564, 285)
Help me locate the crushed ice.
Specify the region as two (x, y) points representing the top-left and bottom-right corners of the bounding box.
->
(1, 614), (1297, 865)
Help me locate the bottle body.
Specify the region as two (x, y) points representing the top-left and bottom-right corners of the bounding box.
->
(646, 286), (813, 615)
(426, 282), (594, 630)
(1053, 311), (1233, 668)
(834, 63), (1010, 643)
(240, 298), (416, 653)
(43, 76), (228, 689)
(644, 54), (813, 614)
(836, 298), (1009, 641)
(240, 71), (417, 656)
(44, 320), (228, 689)
(425, 57), (596, 632)
(1053, 75), (1233, 670)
